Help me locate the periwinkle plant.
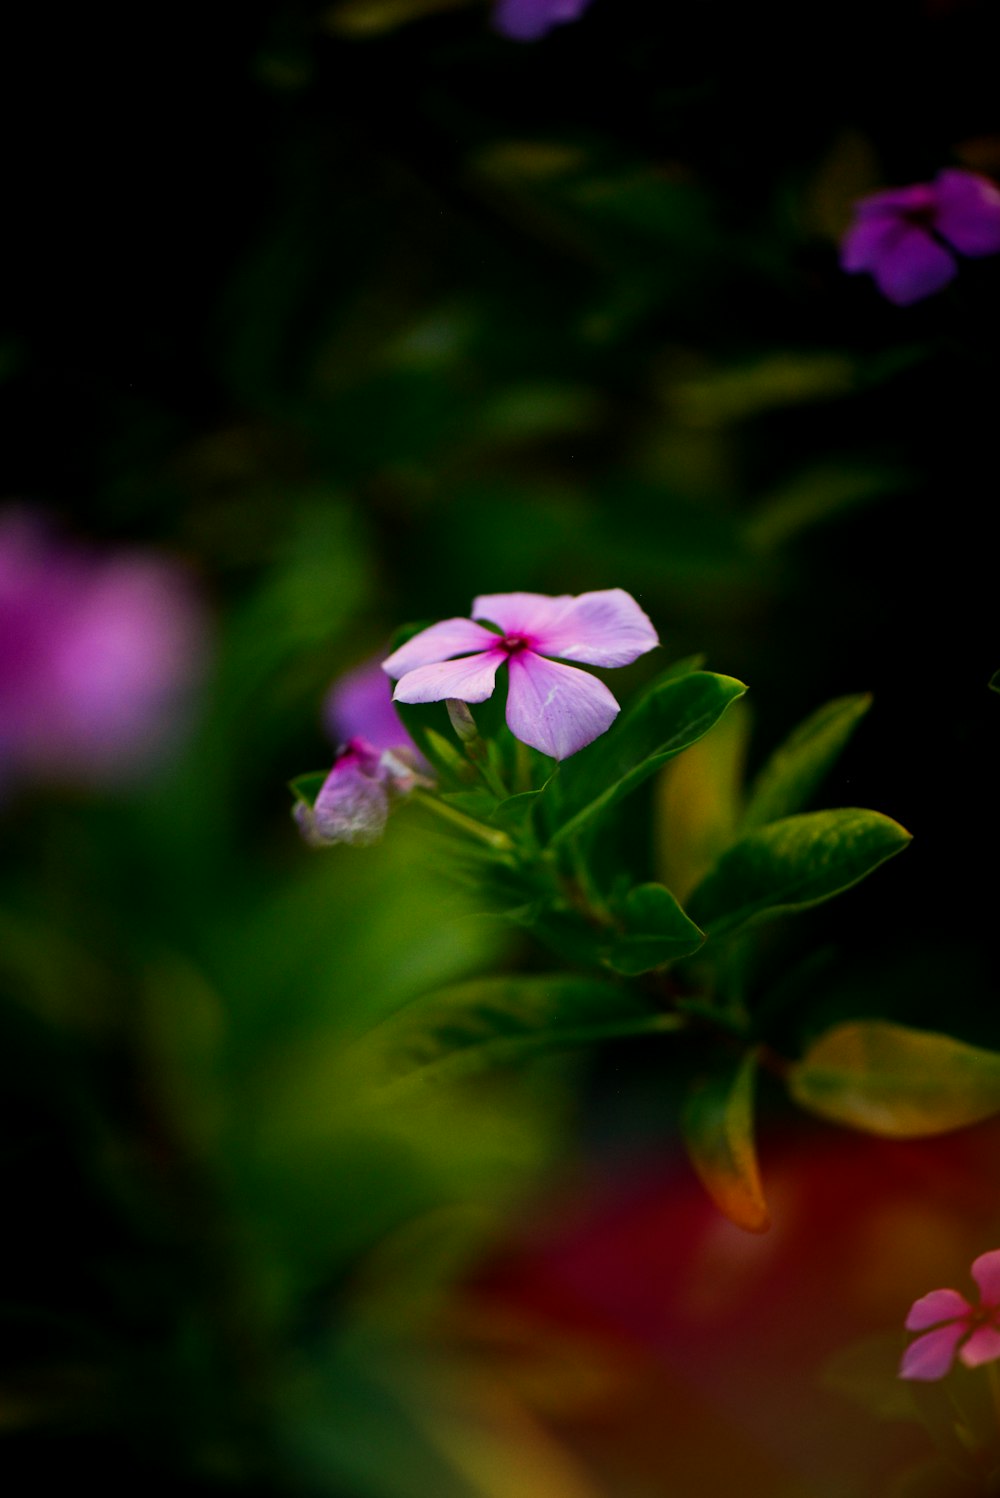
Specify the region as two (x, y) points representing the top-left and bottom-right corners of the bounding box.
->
(289, 587), (1000, 1234)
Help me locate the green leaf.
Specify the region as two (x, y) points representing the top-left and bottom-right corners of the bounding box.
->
(788, 1021), (1000, 1138)
(289, 770), (329, 807)
(552, 670), (747, 845)
(357, 975), (682, 1092)
(742, 694), (871, 830)
(603, 883), (705, 975)
(491, 787), (548, 830)
(439, 789), (499, 819)
(686, 808), (910, 939)
(681, 1050), (769, 1232)
(990, 670), (1000, 695)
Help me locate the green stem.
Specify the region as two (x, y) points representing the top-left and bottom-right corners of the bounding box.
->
(410, 789), (514, 852)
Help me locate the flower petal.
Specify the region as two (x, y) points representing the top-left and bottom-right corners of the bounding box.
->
(382, 619), (499, 679)
(327, 657), (414, 752)
(533, 588), (659, 667)
(934, 169), (1000, 258)
(899, 1323), (966, 1381)
(904, 1288), (971, 1330)
(492, 0), (592, 41)
(305, 753), (390, 847)
(959, 1325), (1000, 1368)
(971, 1249), (1000, 1306)
(505, 651), (619, 760)
(872, 225), (956, 306)
(392, 651), (503, 706)
(470, 592), (572, 637)
(840, 212), (908, 274)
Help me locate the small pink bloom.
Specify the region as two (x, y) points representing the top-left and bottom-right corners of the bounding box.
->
(841, 168), (1000, 306)
(295, 736), (427, 848)
(382, 589), (658, 761)
(899, 1249), (1000, 1380)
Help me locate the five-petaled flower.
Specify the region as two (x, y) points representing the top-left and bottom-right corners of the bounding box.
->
(382, 589), (658, 761)
(492, 0), (593, 42)
(899, 1249), (1000, 1380)
(841, 168), (1000, 306)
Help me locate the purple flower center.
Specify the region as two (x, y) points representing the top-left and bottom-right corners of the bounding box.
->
(498, 632), (535, 656)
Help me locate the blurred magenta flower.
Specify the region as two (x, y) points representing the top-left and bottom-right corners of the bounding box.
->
(382, 589), (658, 760)
(0, 509), (205, 790)
(841, 168), (1000, 305)
(899, 1249), (1000, 1380)
(294, 739), (427, 847)
(493, 0), (593, 42)
(325, 655), (416, 755)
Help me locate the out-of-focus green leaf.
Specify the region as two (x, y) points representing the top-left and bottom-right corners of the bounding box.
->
(681, 1050), (769, 1232)
(788, 1022), (1000, 1138)
(603, 883), (705, 975)
(744, 464), (903, 552)
(687, 809), (910, 939)
(990, 670), (1000, 694)
(324, 0), (472, 38)
(742, 694), (871, 830)
(289, 770), (328, 807)
(358, 974), (680, 1092)
(673, 352), (855, 429)
(551, 670), (747, 844)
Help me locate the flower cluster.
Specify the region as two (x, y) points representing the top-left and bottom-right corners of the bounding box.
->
(0, 509), (204, 792)
(841, 168), (1000, 306)
(900, 1249), (1000, 1380)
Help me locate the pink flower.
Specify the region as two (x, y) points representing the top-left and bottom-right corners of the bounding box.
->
(0, 508), (205, 790)
(294, 737), (426, 848)
(381, 589), (658, 761)
(841, 169), (1000, 306)
(899, 1249), (1000, 1380)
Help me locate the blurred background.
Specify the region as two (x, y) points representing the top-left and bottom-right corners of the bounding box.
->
(3, 1), (1000, 1493)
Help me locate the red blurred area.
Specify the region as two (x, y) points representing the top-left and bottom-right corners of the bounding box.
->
(447, 1121), (1000, 1496)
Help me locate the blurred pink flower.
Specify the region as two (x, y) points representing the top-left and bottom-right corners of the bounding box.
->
(899, 1249), (1000, 1380)
(382, 589), (658, 760)
(325, 655), (417, 756)
(0, 509), (206, 789)
(493, 0), (593, 41)
(841, 169), (1000, 305)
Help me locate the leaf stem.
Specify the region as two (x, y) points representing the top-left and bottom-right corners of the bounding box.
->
(410, 790), (514, 852)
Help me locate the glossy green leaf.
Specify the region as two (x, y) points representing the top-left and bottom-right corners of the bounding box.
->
(603, 883), (705, 975)
(681, 1050), (769, 1232)
(687, 809), (910, 939)
(358, 975), (682, 1092)
(788, 1021), (1000, 1138)
(742, 694), (871, 830)
(551, 670), (747, 845)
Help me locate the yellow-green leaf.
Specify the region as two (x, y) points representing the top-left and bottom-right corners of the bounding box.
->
(681, 1050), (770, 1232)
(789, 1021), (1000, 1138)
